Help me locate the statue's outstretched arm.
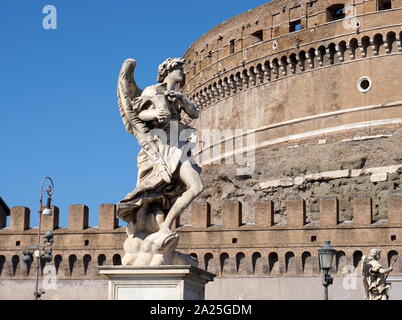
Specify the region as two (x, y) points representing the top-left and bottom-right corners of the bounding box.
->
(379, 267), (393, 274)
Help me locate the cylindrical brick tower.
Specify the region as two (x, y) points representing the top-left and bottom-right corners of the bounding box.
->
(181, 0), (402, 224)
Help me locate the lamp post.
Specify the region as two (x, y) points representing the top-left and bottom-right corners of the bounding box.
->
(318, 240), (337, 300)
(21, 177), (55, 300)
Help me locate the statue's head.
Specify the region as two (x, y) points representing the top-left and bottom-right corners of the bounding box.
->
(157, 57), (185, 83)
(368, 248), (381, 261)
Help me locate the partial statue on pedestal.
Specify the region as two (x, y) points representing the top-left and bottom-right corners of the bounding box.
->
(116, 57), (203, 266)
(362, 248), (397, 300)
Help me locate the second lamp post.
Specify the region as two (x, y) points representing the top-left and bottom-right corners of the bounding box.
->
(21, 176), (55, 300)
(318, 240), (337, 300)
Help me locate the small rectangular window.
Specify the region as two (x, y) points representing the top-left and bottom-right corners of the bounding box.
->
(378, 0), (392, 10)
(289, 19), (302, 32)
(251, 30), (263, 42)
(327, 4), (345, 21)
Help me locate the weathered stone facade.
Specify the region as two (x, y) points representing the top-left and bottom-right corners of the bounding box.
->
(196, 125), (402, 225)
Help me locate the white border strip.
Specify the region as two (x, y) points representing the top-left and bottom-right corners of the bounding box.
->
(197, 100), (402, 156)
(198, 117), (402, 165)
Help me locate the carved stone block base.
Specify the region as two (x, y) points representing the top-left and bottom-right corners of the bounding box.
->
(98, 265), (215, 300)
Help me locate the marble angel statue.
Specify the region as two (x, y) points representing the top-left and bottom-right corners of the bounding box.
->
(116, 57), (203, 266)
(362, 248), (397, 300)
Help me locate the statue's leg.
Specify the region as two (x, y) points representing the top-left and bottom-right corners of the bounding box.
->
(160, 160), (204, 231)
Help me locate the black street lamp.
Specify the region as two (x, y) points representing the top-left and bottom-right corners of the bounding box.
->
(21, 177), (55, 300)
(318, 240), (337, 300)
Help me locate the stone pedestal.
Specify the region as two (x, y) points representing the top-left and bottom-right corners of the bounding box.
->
(98, 265), (215, 300)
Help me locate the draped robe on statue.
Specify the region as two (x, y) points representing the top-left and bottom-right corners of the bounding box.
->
(117, 83), (200, 229)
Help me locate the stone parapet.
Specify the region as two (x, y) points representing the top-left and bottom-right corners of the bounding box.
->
(0, 195), (401, 280)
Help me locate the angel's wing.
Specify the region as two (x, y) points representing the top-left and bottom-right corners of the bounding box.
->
(117, 58), (143, 134)
(361, 256), (370, 300)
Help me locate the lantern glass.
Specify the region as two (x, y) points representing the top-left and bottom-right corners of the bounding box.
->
(42, 208), (52, 215)
(318, 240), (336, 271)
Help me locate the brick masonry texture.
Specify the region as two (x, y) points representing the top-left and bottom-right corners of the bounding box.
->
(0, 195), (402, 280)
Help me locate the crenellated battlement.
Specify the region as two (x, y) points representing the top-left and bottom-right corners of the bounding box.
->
(183, 194), (402, 229)
(1, 194), (400, 233)
(0, 194), (401, 280)
(177, 194), (402, 278)
(0, 203), (120, 233)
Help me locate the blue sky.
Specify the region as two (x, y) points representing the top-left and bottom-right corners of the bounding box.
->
(0, 0), (268, 227)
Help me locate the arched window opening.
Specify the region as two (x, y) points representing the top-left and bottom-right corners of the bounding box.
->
(335, 251), (346, 273)
(285, 252), (296, 274)
(220, 252), (230, 274)
(0, 256), (5, 277)
(112, 254), (122, 266)
(388, 250), (398, 268)
(68, 255), (77, 276)
(83, 254), (92, 275)
(353, 251), (363, 269)
(54, 255), (62, 275)
(235, 252), (246, 274)
(302, 251), (312, 273)
(268, 252), (279, 274)
(252, 252), (262, 274)
(11, 255), (19, 276)
(97, 254), (106, 266)
(204, 253), (214, 272)
(386, 32), (397, 53)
